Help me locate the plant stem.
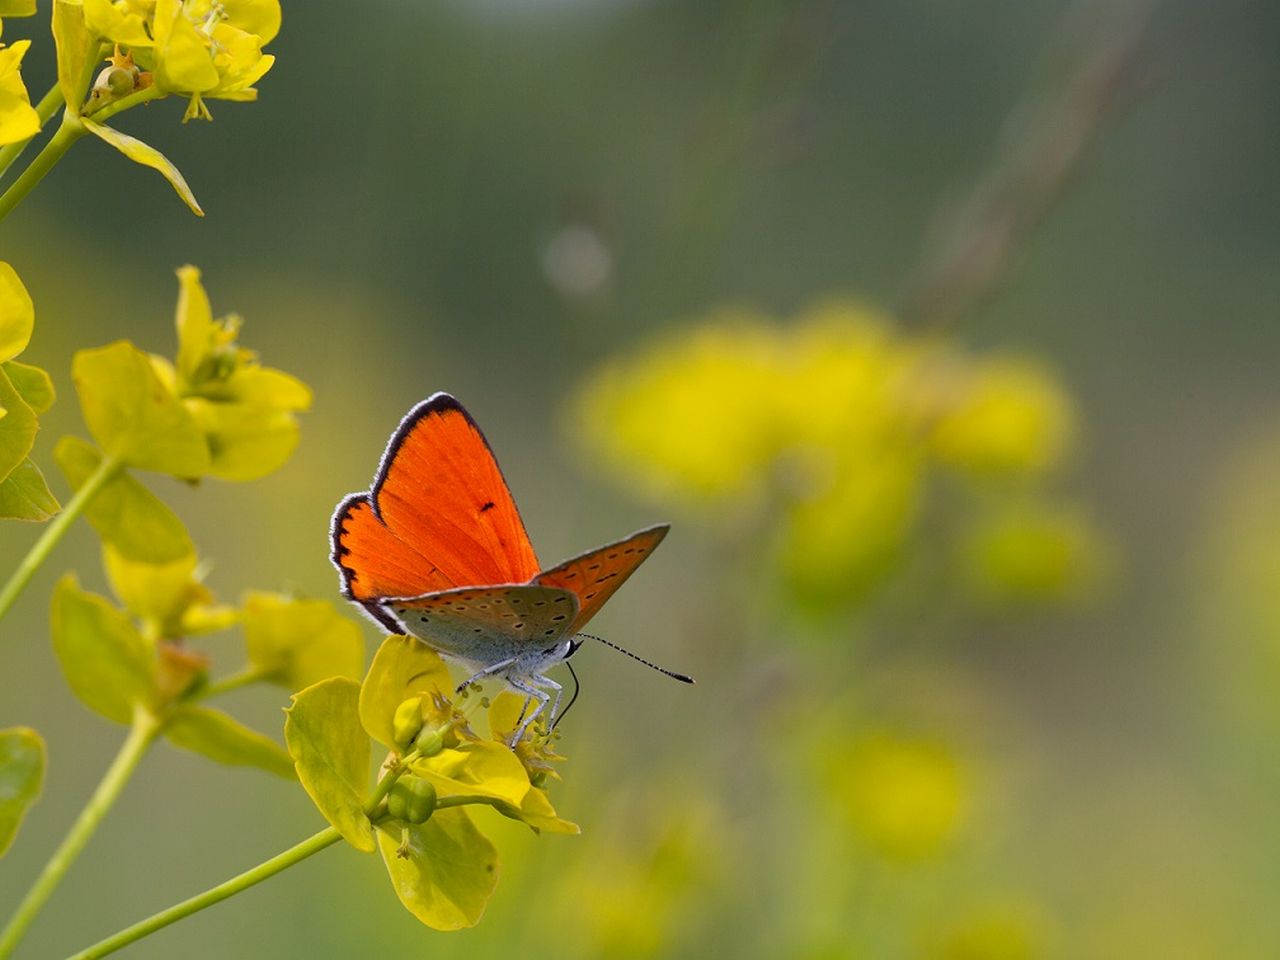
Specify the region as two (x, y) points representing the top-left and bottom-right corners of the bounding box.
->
(83, 84), (164, 125)
(65, 756), (417, 958)
(192, 668), (266, 702)
(0, 84), (65, 181)
(0, 452), (123, 626)
(0, 110), (87, 223)
(64, 828), (343, 960)
(0, 708), (162, 959)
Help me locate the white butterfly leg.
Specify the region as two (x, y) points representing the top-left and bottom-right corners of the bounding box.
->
(531, 673), (563, 729)
(454, 657), (518, 694)
(506, 677), (550, 745)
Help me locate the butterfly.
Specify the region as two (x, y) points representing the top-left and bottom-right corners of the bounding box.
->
(330, 392), (692, 741)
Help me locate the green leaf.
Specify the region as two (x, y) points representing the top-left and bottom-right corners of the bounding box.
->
(376, 808), (498, 930)
(0, 727), (44, 857)
(0, 262), (33, 363)
(359, 637), (454, 751)
(4, 360), (54, 413)
(52, 0), (93, 116)
(0, 365), (37, 482)
(242, 592), (363, 692)
(284, 677), (374, 852)
(50, 574), (156, 724)
(0, 458), (59, 521)
(55, 435), (194, 562)
(81, 118), (204, 216)
(184, 398), (299, 482)
(71, 341), (210, 476)
(0, 0), (38, 16)
(164, 706), (295, 779)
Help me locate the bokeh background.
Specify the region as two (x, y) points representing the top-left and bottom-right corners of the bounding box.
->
(3, 0), (1279, 956)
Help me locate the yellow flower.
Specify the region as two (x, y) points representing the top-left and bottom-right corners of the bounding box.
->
(0, 39), (39, 146)
(829, 731), (968, 861)
(147, 0), (279, 121)
(572, 296), (1097, 615)
(958, 500), (1111, 606)
(932, 355), (1076, 480)
(775, 299), (916, 450)
(360, 638), (578, 836)
(574, 311), (788, 507)
(151, 265), (311, 481)
(102, 543), (237, 641)
(489, 690), (567, 783)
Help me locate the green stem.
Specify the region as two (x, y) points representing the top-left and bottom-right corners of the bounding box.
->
(64, 828), (343, 960)
(0, 708), (162, 959)
(0, 84), (65, 181)
(66, 753), (418, 959)
(0, 110), (87, 223)
(84, 84), (165, 124)
(0, 452), (123, 626)
(192, 667), (267, 702)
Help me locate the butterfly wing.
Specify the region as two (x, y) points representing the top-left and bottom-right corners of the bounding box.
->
(331, 393), (540, 604)
(534, 524), (669, 633)
(388, 584), (580, 668)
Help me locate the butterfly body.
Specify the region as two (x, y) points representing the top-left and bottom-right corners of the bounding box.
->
(331, 393), (675, 738)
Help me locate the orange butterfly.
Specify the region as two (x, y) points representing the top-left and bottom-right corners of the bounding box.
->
(331, 393), (691, 739)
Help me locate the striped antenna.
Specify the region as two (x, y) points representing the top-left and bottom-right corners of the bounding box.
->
(575, 633), (695, 684)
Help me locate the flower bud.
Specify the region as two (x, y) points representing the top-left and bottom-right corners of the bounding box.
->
(387, 776), (437, 825)
(414, 727), (445, 758)
(392, 697), (424, 749)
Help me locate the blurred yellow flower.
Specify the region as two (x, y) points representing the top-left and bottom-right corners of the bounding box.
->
(958, 501), (1111, 606)
(777, 449), (921, 606)
(550, 795), (722, 958)
(573, 296), (1096, 614)
(931, 356), (1075, 480)
(830, 732), (968, 861)
(924, 898), (1055, 960)
(576, 310), (786, 506)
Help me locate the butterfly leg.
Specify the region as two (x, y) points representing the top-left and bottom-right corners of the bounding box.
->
(531, 673), (564, 730)
(506, 677), (549, 745)
(454, 657), (518, 695)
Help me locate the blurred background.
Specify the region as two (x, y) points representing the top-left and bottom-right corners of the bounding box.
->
(2, 0), (1279, 956)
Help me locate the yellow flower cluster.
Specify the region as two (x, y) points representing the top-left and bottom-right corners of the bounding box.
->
(574, 299), (1109, 610)
(85, 0), (280, 121)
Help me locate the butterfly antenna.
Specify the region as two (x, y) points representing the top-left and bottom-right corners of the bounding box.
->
(575, 633), (696, 684)
(551, 660), (581, 731)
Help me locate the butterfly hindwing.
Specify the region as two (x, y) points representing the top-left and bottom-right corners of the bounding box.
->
(331, 393), (540, 601)
(388, 584), (580, 668)
(534, 524), (669, 633)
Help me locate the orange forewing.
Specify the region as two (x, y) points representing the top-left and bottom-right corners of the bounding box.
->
(535, 524), (669, 633)
(332, 394), (540, 601)
(331, 496), (455, 602)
